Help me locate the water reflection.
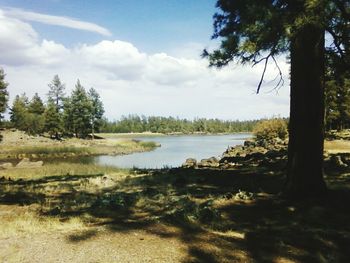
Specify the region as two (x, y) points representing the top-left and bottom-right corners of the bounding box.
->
(94, 134), (251, 169)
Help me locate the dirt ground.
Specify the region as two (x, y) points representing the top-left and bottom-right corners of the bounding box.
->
(1, 161), (350, 262)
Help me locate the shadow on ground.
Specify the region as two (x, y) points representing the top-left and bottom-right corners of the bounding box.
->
(1, 162), (350, 262)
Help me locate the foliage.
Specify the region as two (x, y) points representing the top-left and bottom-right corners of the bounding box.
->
(204, 1), (346, 70)
(28, 93), (45, 115)
(253, 118), (288, 142)
(8, 76), (104, 138)
(0, 68), (9, 124)
(10, 94), (29, 131)
(48, 75), (65, 111)
(100, 115), (259, 134)
(44, 101), (63, 138)
(325, 78), (350, 130)
(62, 80), (105, 138)
(88, 87), (105, 135)
(10, 93), (45, 135)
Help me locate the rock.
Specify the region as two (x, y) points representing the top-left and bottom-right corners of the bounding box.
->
(244, 140), (256, 148)
(330, 155), (348, 168)
(0, 162), (14, 169)
(182, 158), (197, 168)
(16, 158), (43, 168)
(198, 157), (220, 168)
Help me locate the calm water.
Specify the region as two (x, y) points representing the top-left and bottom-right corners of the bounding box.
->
(90, 134), (251, 169)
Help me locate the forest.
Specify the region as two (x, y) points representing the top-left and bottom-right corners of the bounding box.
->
(100, 115), (260, 134)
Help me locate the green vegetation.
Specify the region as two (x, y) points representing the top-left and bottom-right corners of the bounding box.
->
(253, 118), (288, 143)
(0, 68), (9, 126)
(100, 115), (259, 134)
(8, 75), (104, 138)
(325, 78), (350, 131)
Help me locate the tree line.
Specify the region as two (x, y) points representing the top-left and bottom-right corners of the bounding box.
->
(100, 115), (260, 134)
(5, 74), (104, 139)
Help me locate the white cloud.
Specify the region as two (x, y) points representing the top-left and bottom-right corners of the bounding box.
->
(2, 7), (112, 36)
(0, 11), (290, 120)
(0, 11), (70, 66)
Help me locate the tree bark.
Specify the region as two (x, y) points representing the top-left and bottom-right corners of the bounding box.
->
(284, 24), (327, 198)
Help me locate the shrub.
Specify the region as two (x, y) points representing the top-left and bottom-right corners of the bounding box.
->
(253, 118), (288, 142)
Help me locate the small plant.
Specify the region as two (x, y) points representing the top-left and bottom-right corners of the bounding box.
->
(253, 118), (288, 143)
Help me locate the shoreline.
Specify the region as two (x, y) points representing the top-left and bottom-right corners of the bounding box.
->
(0, 130), (159, 161)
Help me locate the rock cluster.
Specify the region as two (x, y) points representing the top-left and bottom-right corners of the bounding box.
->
(182, 135), (350, 171)
(326, 129), (350, 140)
(325, 153), (350, 169)
(182, 138), (288, 169)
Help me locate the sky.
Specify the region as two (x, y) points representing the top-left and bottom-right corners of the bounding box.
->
(0, 0), (290, 121)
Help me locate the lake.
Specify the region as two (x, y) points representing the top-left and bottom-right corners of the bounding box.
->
(91, 134), (251, 169)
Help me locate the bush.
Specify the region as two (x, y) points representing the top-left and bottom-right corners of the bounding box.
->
(253, 118), (288, 142)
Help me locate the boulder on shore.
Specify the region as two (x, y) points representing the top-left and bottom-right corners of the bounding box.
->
(198, 157), (220, 168)
(182, 158), (197, 168)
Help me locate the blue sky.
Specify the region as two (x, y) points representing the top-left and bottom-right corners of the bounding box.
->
(0, 0), (216, 52)
(0, 0), (290, 120)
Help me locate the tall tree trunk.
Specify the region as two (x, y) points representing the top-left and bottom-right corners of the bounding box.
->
(284, 24), (327, 198)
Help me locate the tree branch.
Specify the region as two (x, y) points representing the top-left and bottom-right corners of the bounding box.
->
(253, 54), (271, 94)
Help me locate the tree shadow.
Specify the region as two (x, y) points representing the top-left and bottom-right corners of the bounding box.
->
(1, 163), (350, 262)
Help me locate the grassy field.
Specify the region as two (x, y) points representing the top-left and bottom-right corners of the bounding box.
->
(0, 130), (159, 160)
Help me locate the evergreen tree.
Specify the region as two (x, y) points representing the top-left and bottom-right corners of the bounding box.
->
(204, 1), (349, 198)
(62, 97), (73, 136)
(44, 101), (63, 138)
(10, 94), (28, 131)
(325, 80), (340, 130)
(88, 87), (104, 139)
(48, 75), (65, 111)
(67, 80), (93, 138)
(0, 68), (9, 125)
(338, 78), (350, 129)
(28, 93), (45, 115)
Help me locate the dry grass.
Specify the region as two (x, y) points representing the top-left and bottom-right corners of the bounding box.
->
(0, 206), (88, 239)
(0, 130), (158, 160)
(0, 163), (128, 180)
(325, 140), (350, 153)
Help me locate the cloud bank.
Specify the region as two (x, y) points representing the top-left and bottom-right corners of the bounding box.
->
(0, 8), (290, 120)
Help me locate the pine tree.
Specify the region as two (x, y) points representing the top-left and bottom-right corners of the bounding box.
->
(28, 93), (45, 115)
(204, 1), (349, 198)
(62, 97), (73, 136)
(338, 78), (350, 129)
(10, 94), (28, 130)
(48, 75), (65, 111)
(44, 101), (63, 138)
(88, 88), (104, 139)
(325, 80), (340, 130)
(67, 80), (93, 138)
(0, 68), (9, 125)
